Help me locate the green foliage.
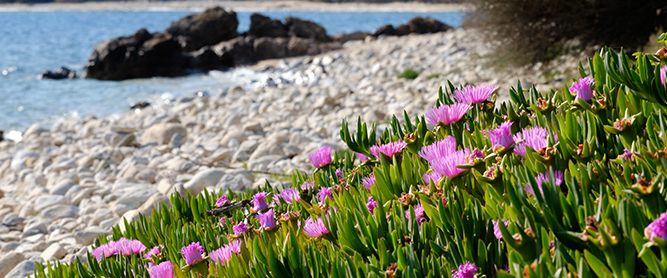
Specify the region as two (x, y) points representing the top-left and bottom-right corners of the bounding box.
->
(35, 34), (667, 278)
(397, 69), (420, 79)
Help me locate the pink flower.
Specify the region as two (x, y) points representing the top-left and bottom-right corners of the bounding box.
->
(425, 103), (471, 125)
(149, 261), (174, 278)
(620, 149), (634, 161)
(215, 196), (229, 207)
(317, 187), (334, 205)
(301, 181), (315, 190)
(366, 196), (378, 215)
(180, 242), (205, 266)
(218, 216), (226, 228)
(362, 175), (376, 190)
(452, 84), (498, 104)
(646, 213), (667, 243)
(303, 217), (329, 238)
(356, 153), (370, 162)
(251, 192), (270, 212)
(370, 141), (407, 158)
(335, 169), (343, 178)
(144, 245), (162, 259)
(492, 219), (509, 239)
(405, 203), (427, 225)
(513, 126), (555, 157)
(258, 209), (277, 230)
(278, 188), (301, 204)
(418, 136), (457, 163)
(452, 261), (478, 278)
(422, 171), (443, 184)
(569, 76), (595, 102)
(233, 223), (248, 235)
(309, 146), (333, 168)
(117, 238), (146, 255)
(661, 65), (667, 86)
(92, 242), (117, 261)
(431, 149), (470, 179)
(524, 171), (564, 196)
(209, 246), (233, 266)
(484, 121), (514, 152)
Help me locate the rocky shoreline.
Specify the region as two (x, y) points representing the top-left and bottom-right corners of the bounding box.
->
(0, 27), (586, 277)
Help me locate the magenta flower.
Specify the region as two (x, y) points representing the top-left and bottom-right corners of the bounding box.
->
(419, 136), (457, 163)
(370, 141), (407, 158)
(335, 169), (343, 178)
(431, 149), (470, 179)
(144, 245), (162, 259)
(301, 181), (314, 190)
(570, 76), (595, 102)
(484, 121), (514, 152)
(513, 126), (556, 157)
(422, 171), (443, 184)
(425, 103), (471, 125)
(309, 146), (333, 168)
(317, 187), (334, 205)
(251, 192), (270, 212)
(233, 223), (248, 235)
(452, 261), (479, 278)
(215, 196), (229, 207)
(356, 152), (370, 162)
(278, 188), (301, 204)
(117, 238), (146, 255)
(405, 203), (427, 225)
(492, 219), (509, 239)
(180, 242), (205, 266)
(524, 171), (564, 196)
(258, 209), (278, 230)
(362, 175), (376, 190)
(209, 245), (233, 266)
(303, 217), (329, 238)
(218, 217), (226, 228)
(452, 84), (498, 104)
(645, 213), (667, 243)
(149, 261), (174, 278)
(466, 149), (485, 164)
(661, 65), (667, 86)
(620, 149), (634, 161)
(92, 242), (116, 261)
(366, 196), (379, 215)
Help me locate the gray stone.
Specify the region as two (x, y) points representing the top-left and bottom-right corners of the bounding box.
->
(74, 229), (109, 245)
(39, 205), (78, 219)
(137, 193), (171, 216)
(182, 168), (226, 196)
(0, 252), (25, 278)
(5, 260), (35, 278)
(141, 123), (187, 145)
(111, 188), (157, 215)
(49, 180), (74, 195)
(33, 195), (66, 212)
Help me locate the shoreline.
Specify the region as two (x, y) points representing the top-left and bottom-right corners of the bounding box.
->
(0, 1), (468, 12)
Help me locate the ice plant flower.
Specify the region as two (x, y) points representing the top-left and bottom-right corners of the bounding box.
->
(452, 261), (479, 278)
(370, 141), (407, 158)
(362, 175), (376, 190)
(308, 146), (332, 168)
(570, 76), (595, 102)
(431, 149), (470, 179)
(425, 103), (471, 125)
(257, 209), (277, 230)
(278, 188), (301, 204)
(209, 245), (233, 266)
(366, 196), (378, 215)
(452, 84), (498, 104)
(317, 187), (334, 205)
(492, 219), (509, 239)
(144, 245), (162, 259)
(233, 223), (248, 235)
(418, 136), (457, 163)
(620, 149), (634, 161)
(335, 169), (342, 178)
(215, 196), (229, 207)
(513, 126), (554, 157)
(92, 242), (117, 261)
(356, 152), (370, 162)
(645, 213), (667, 243)
(301, 181), (315, 190)
(484, 121), (514, 152)
(149, 261), (174, 278)
(525, 171), (564, 196)
(422, 171), (443, 184)
(405, 203), (427, 225)
(303, 217), (329, 238)
(251, 192), (270, 212)
(180, 242), (205, 266)
(117, 238), (146, 255)
(661, 65), (667, 86)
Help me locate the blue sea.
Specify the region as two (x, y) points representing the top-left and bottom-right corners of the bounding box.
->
(0, 10), (463, 130)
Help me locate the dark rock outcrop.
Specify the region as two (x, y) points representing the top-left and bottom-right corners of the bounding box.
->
(249, 13), (288, 38)
(373, 17), (453, 37)
(332, 32), (370, 44)
(253, 37), (289, 60)
(85, 29), (190, 80)
(212, 36), (258, 67)
(165, 7), (239, 52)
(372, 25), (397, 36)
(40, 67), (76, 79)
(285, 17), (329, 42)
(129, 101), (150, 110)
(191, 46), (232, 70)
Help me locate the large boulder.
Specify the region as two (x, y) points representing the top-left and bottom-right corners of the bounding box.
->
(40, 67), (76, 80)
(165, 7), (238, 52)
(372, 24), (397, 37)
(405, 17), (453, 34)
(249, 13), (288, 38)
(287, 37), (320, 57)
(85, 29), (190, 80)
(141, 123), (187, 145)
(253, 37), (289, 60)
(190, 46), (233, 71)
(213, 36), (258, 66)
(285, 17), (329, 42)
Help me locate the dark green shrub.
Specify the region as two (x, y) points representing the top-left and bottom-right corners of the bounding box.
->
(398, 68), (420, 79)
(464, 0), (667, 63)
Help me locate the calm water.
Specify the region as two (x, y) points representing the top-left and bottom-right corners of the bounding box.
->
(0, 10), (463, 130)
